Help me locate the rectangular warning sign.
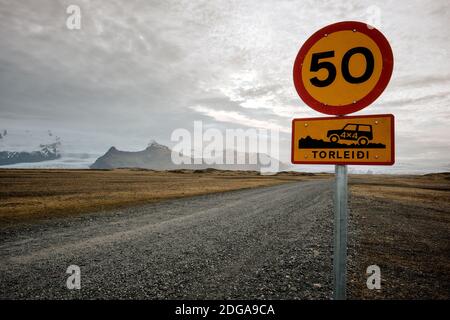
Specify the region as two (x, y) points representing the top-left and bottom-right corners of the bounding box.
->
(291, 114), (394, 165)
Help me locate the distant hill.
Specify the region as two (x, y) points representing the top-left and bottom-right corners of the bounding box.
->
(90, 141), (290, 172)
(90, 141), (190, 170)
(0, 129), (61, 166)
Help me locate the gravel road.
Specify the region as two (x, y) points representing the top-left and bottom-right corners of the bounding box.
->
(0, 180), (334, 299)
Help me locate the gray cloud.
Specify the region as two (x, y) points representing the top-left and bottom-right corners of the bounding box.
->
(0, 0), (449, 172)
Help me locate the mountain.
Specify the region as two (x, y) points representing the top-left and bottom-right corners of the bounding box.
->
(0, 129), (61, 166)
(90, 141), (188, 170)
(90, 141), (290, 172)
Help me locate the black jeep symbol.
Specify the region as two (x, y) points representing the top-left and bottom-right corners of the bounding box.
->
(327, 123), (373, 146)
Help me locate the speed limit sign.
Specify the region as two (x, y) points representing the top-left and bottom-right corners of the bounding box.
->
(293, 21), (393, 115)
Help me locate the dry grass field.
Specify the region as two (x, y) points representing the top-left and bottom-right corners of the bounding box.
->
(348, 173), (450, 299)
(0, 168), (325, 226)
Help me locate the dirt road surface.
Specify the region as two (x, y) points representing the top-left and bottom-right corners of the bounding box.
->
(0, 180), (335, 299)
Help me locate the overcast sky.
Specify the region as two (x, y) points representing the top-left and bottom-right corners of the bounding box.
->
(0, 0), (449, 173)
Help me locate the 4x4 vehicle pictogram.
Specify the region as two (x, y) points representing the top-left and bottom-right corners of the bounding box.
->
(327, 123), (373, 146)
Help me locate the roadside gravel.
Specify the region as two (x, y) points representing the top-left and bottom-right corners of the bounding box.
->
(0, 180), (334, 299)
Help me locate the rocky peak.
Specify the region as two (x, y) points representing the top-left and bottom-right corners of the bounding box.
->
(146, 140), (169, 151)
(107, 146), (118, 153)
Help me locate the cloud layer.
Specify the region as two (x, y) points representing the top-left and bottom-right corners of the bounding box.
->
(0, 0), (449, 172)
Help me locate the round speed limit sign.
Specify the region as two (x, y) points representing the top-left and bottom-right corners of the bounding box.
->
(293, 21), (393, 115)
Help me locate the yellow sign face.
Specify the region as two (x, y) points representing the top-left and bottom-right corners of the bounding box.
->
(293, 21), (394, 115)
(291, 114), (394, 165)
(301, 31), (382, 106)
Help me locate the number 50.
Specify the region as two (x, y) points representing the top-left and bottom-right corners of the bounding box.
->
(309, 47), (375, 87)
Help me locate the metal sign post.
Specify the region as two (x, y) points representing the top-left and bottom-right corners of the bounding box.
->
(334, 164), (348, 300)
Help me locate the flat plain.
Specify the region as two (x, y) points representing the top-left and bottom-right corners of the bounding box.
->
(0, 169), (448, 299)
(0, 169), (324, 226)
(348, 173), (450, 299)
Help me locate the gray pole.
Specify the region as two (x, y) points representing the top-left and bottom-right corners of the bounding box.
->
(334, 164), (348, 300)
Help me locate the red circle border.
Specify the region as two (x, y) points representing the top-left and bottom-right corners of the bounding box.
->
(293, 21), (394, 115)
